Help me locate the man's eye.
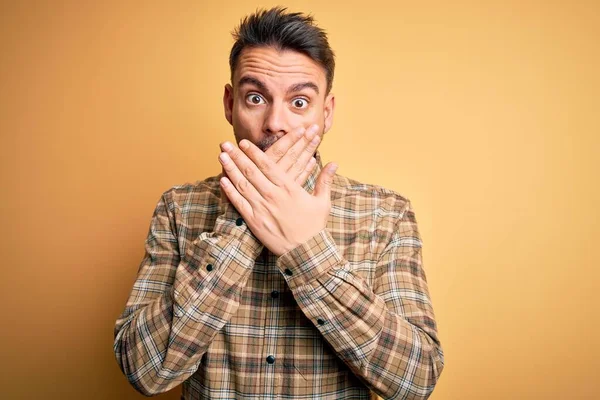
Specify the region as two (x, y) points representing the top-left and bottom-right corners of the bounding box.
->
(292, 98), (308, 109)
(247, 94), (265, 105)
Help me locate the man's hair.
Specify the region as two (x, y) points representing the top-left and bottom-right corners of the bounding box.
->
(229, 7), (335, 94)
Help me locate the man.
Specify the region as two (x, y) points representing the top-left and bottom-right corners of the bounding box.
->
(114, 7), (444, 399)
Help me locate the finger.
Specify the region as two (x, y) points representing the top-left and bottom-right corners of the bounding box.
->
(279, 124), (319, 172)
(238, 139), (285, 188)
(264, 125), (307, 163)
(314, 162), (338, 199)
(219, 176), (252, 217)
(220, 141), (274, 197)
(218, 148), (263, 203)
(290, 133), (320, 180)
(220, 167), (231, 204)
(295, 156), (317, 185)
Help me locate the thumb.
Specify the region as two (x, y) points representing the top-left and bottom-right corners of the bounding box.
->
(314, 162), (338, 199)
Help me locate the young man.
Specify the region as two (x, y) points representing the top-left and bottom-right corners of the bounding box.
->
(114, 7), (444, 399)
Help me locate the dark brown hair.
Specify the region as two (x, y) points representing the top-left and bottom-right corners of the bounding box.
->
(229, 7), (336, 94)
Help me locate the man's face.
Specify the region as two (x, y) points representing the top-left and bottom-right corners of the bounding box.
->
(223, 46), (335, 151)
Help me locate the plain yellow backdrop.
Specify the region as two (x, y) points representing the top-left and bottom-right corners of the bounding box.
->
(1, 1), (598, 399)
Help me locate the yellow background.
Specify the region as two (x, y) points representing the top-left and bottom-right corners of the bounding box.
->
(1, 1), (598, 399)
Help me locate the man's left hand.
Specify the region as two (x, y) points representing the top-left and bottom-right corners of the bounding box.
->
(218, 139), (338, 257)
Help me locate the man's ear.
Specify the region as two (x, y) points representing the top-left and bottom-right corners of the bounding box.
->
(323, 93), (335, 134)
(223, 83), (234, 126)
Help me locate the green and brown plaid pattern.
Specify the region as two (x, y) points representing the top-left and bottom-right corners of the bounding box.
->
(113, 152), (444, 399)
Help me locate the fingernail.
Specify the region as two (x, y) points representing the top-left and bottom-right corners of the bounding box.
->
(221, 142), (233, 151)
(330, 163), (338, 173)
(219, 152), (229, 163)
(239, 140), (249, 150)
(309, 124), (319, 133)
(311, 135), (320, 144)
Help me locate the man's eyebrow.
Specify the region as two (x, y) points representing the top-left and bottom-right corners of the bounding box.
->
(238, 76), (270, 95)
(238, 76), (320, 96)
(288, 82), (319, 95)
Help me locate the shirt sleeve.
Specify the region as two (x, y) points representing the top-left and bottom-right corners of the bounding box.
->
(113, 189), (263, 396)
(276, 200), (444, 400)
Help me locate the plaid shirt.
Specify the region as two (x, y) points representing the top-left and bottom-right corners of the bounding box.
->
(114, 152), (444, 399)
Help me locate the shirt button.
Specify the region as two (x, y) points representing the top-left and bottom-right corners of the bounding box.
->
(266, 355), (275, 364)
(284, 268), (293, 276)
(270, 290), (279, 299)
(235, 217), (244, 226)
(206, 264), (213, 272)
(317, 318), (325, 325)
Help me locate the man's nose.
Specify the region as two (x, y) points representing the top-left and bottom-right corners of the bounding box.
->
(262, 102), (288, 136)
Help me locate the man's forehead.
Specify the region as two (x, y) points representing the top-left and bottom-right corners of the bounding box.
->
(233, 46), (327, 91)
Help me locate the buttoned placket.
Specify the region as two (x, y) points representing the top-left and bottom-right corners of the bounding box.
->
(262, 248), (283, 398)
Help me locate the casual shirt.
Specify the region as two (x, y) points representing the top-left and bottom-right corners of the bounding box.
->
(113, 152), (444, 399)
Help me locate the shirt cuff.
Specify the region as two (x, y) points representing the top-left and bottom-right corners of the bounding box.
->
(276, 229), (343, 290)
(176, 207), (263, 309)
(212, 203), (263, 255)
